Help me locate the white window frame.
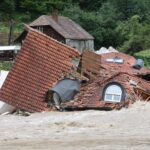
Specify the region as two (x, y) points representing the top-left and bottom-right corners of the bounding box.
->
(104, 84), (122, 102)
(106, 57), (124, 64)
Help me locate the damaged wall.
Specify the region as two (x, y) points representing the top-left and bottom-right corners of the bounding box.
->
(66, 39), (94, 52)
(81, 51), (101, 80)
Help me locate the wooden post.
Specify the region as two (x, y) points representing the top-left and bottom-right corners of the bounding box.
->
(8, 19), (15, 45)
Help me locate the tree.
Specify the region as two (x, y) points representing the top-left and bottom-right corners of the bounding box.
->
(63, 2), (119, 49)
(0, 0), (15, 20)
(110, 0), (150, 21)
(116, 15), (150, 54)
(74, 0), (107, 11)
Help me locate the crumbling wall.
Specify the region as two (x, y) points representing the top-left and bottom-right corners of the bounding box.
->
(80, 51), (101, 80)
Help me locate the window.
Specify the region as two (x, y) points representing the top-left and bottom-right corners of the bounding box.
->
(103, 84), (124, 102)
(37, 26), (43, 33)
(106, 57), (124, 63)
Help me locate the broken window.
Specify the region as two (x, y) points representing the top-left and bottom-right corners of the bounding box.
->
(103, 83), (124, 103)
(106, 57), (124, 63)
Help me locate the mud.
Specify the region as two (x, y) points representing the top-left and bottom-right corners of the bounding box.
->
(0, 101), (150, 150)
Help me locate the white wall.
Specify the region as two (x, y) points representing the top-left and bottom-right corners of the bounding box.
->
(66, 39), (94, 52)
(0, 70), (15, 114)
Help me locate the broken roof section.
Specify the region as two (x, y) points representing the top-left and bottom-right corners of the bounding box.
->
(0, 27), (80, 112)
(30, 15), (94, 40)
(100, 52), (150, 76)
(61, 50), (150, 110)
(62, 72), (150, 110)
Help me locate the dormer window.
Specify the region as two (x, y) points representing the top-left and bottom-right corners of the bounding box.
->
(106, 57), (124, 63)
(103, 82), (125, 103)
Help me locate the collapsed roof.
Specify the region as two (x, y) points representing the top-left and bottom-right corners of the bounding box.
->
(0, 27), (80, 112)
(61, 51), (150, 110)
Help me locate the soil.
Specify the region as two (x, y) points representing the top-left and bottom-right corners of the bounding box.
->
(0, 101), (150, 150)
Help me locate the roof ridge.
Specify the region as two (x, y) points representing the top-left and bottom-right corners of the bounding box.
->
(29, 15), (94, 40)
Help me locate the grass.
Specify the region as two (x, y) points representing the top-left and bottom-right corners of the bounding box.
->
(0, 61), (13, 71)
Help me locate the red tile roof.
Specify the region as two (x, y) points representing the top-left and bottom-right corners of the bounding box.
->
(100, 52), (150, 76)
(61, 51), (150, 110)
(101, 52), (136, 66)
(62, 72), (150, 110)
(30, 15), (94, 40)
(0, 28), (80, 112)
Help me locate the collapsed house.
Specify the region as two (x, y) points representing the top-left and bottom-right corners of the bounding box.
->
(0, 26), (150, 112)
(60, 51), (150, 110)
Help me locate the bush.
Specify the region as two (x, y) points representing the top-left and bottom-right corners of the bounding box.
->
(0, 61), (13, 70)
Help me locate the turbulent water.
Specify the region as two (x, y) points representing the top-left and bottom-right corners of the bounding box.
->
(0, 101), (150, 150)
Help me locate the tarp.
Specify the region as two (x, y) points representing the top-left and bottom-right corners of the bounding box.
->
(50, 78), (81, 102)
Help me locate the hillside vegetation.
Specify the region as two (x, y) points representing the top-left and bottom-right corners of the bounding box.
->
(0, 0), (150, 66)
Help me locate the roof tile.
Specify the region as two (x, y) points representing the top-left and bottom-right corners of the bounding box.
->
(0, 29), (80, 112)
(30, 15), (94, 40)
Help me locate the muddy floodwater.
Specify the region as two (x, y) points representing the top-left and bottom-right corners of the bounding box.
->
(0, 101), (150, 150)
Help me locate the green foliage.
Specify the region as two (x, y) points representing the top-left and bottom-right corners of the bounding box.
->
(135, 50), (150, 68)
(75, 0), (107, 11)
(63, 2), (119, 49)
(109, 0), (150, 21)
(0, 0), (15, 20)
(116, 15), (150, 54)
(15, 0), (72, 19)
(0, 0), (150, 58)
(0, 61), (13, 70)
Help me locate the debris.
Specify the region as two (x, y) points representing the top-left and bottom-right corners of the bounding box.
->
(0, 30), (149, 112)
(108, 46), (118, 52)
(80, 50), (101, 80)
(0, 101), (16, 115)
(95, 46), (118, 54)
(61, 51), (150, 110)
(133, 59), (144, 69)
(13, 109), (31, 116)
